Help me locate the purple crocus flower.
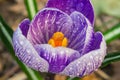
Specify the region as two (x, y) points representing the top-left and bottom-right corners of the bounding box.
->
(12, 0), (107, 77)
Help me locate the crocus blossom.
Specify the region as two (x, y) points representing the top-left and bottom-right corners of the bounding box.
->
(12, 0), (107, 77)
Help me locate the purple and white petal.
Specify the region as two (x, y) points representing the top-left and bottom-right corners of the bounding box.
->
(46, 0), (94, 24)
(68, 11), (93, 55)
(82, 32), (104, 54)
(60, 32), (106, 77)
(34, 44), (80, 73)
(12, 26), (49, 72)
(19, 19), (30, 37)
(27, 8), (73, 45)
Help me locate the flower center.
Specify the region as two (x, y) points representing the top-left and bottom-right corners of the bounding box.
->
(48, 32), (68, 47)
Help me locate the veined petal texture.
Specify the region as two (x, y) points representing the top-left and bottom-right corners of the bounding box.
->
(12, 20), (49, 72)
(46, 0), (94, 24)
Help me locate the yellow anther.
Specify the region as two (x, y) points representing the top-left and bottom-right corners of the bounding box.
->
(48, 32), (68, 47)
(48, 39), (55, 47)
(52, 32), (64, 41)
(62, 38), (68, 47)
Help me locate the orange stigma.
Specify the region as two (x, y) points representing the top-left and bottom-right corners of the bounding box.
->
(48, 32), (68, 47)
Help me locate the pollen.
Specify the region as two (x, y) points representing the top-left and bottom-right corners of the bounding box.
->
(48, 32), (68, 47)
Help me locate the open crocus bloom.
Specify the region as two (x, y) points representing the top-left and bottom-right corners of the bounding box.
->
(12, 0), (107, 77)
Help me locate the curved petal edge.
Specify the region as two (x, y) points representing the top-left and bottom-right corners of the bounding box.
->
(34, 44), (81, 73)
(46, 0), (94, 24)
(60, 32), (107, 77)
(27, 8), (73, 45)
(12, 26), (49, 72)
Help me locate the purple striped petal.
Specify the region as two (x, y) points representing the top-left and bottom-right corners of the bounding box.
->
(60, 32), (107, 77)
(27, 8), (73, 45)
(12, 26), (49, 72)
(68, 11), (93, 55)
(82, 32), (103, 54)
(34, 44), (80, 73)
(46, 0), (94, 24)
(19, 19), (30, 37)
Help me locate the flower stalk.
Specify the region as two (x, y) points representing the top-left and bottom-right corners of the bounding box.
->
(24, 0), (38, 20)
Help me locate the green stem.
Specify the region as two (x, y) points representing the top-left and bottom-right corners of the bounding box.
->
(104, 23), (120, 43)
(24, 0), (38, 20)
(67, 77), (81, 80)
(101, 52), (120, 68)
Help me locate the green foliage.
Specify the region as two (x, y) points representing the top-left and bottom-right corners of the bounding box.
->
(67, 77), (80, 80)
(102, 52), (120, 68)
(24, 0), (38, 20)
(104, 23), (120, 43)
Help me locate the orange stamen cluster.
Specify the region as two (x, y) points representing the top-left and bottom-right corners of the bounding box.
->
(48, 32), (68, 47)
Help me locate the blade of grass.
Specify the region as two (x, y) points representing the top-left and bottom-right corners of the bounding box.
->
(24, 0), (38, 20)
(67, 77), (81, 80)
(0, 16), (43, 80)
(0, 16), (13, 37)
(101, 52), (120, 68)
(104, 23), (120, 43)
